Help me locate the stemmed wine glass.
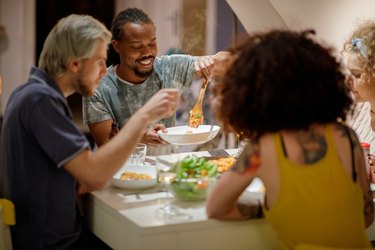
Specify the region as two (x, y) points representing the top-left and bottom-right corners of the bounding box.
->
(155, 156), (192, 221)
(234, 131), (245, 157)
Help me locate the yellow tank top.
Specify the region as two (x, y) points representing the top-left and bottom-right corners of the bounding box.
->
(263, 126), (371, 249)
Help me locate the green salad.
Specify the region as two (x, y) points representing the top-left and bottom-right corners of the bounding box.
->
(175, 155), (218, 179)
(171, 155), (218, 201)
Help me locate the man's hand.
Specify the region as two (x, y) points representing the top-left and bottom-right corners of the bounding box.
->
(194, 51), (232, 80)
(141, 124), (168, 146)
(194, 55), (215, 80)
(138, 88), (180, 123)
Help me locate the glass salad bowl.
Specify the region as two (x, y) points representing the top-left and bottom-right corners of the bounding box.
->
(170, 155), (219, 201)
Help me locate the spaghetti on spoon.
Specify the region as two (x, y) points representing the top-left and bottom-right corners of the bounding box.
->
(188, 77), (209, 128)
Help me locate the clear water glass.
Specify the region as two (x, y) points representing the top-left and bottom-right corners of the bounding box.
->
(155, 157), (192, 221)
(128, 143), (147, 165)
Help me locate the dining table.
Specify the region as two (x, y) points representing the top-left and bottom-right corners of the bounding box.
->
(82, 148), (375, 250)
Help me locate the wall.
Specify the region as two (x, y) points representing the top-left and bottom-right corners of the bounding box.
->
(116, 0), (211, 56)
(226, 0), (287, 32)
(0, 0), (35, 114)
(216, 0), (246, 51)
(115, 0), (182, 56)
(227, 0), (375, 52)
(1, 0), (375, 115)
(181, 0), (207, 55)
(271, 0), (375, 50)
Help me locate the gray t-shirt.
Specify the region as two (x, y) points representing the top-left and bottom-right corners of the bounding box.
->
(83, 54), (197, 155)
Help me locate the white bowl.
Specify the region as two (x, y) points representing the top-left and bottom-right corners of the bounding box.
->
(112, 164), (157, 190)
(158, 125), (220, 145)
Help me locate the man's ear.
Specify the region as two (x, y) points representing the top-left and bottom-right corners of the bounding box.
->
(112, 40), (120, 53)
(67, 58), (81, 73)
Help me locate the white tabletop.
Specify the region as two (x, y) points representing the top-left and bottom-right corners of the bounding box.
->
(82, 149), (280, 250)
(82, 149), (375, 250)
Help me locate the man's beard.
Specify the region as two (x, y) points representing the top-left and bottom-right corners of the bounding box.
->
(78, 81), (93, 97)
(134, 66), (154, 78)
(74, 72), (94, 97)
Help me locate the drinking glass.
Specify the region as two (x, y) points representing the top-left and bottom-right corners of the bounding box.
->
(128, 143), (147, 165)
(234, 131), (248, 157)
(155, 157), (192, 221)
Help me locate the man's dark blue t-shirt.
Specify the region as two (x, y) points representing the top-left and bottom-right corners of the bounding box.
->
(0, 67), (90, 249)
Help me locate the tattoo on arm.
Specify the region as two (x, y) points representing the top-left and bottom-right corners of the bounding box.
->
(232, 139), (261, 175)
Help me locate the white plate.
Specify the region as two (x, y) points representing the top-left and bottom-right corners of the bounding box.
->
(112, 164), (157, 190)
(158, 125), (220, 145)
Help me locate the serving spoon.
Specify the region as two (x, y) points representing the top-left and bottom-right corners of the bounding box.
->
(188, 77), (209, 128)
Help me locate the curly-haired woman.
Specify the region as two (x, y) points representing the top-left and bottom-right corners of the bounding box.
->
(343, 21), (375, 179)
(206, 30), (373, 249)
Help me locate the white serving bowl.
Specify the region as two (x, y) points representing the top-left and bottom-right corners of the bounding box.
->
(112, 164), (157, 190)
(157, 125), (220, 145)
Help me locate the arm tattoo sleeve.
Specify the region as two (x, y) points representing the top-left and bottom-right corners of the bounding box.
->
(232, 139), (261, 175)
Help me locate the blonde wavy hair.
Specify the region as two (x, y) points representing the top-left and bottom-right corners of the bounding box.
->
(342, 20), (375, 83)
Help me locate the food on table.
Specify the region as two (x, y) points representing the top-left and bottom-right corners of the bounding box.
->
(175, 155), (218, 179)
(188, 111), (204, 128)
(171, 155), (218, 201)
(120, 171), (152, 180)
(188, 78), (209, 128)
(171, 178), (209, 201)
(207, 157), (236, 173)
